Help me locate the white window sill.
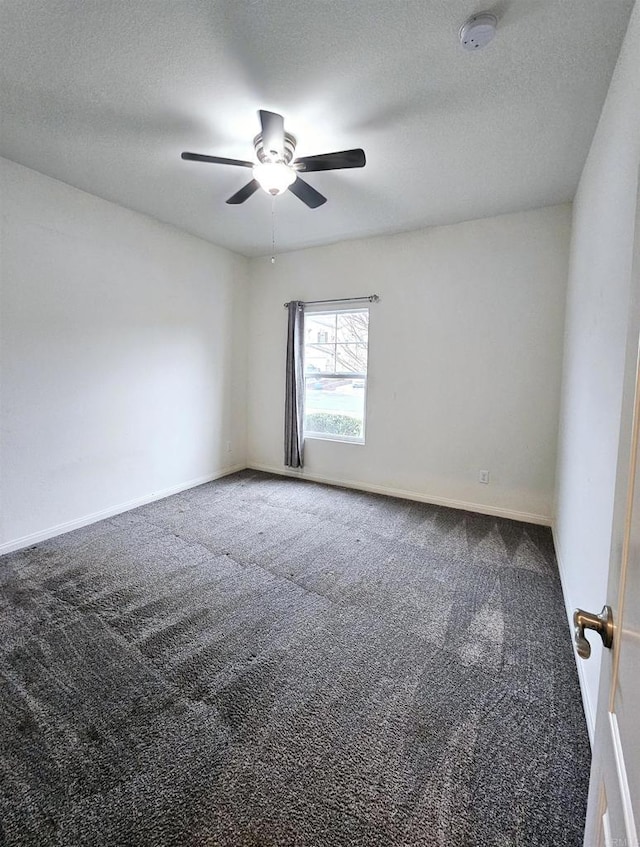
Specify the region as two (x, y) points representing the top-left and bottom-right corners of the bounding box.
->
(304, 433), (365, 446)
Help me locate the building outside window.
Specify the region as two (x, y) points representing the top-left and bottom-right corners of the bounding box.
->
(303, 308), (369, 443)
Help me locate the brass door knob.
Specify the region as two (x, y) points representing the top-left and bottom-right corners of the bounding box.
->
(573, 605), (614, 659)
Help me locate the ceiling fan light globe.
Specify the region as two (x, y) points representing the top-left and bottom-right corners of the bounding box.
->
(253, 161), (296, 196)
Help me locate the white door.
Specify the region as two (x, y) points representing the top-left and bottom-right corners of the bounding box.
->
(581, 176), (640, 847)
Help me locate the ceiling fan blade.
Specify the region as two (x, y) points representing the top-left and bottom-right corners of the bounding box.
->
(181, 152), (253, 168)
(288, 177), (327, 209)
(226, 179), (260, 205)
(259, 110), (285, 159)
(294, 149), (366, 172)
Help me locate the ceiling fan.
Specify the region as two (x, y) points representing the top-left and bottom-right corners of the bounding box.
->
(181, 110), (366, 209)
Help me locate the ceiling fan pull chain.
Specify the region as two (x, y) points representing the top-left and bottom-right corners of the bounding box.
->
(271, 195), (277, 264)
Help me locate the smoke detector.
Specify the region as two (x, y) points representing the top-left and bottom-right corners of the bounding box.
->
(459, 12), (498, 50)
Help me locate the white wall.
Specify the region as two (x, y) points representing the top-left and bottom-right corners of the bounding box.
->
(247, 204), (571, 523)
(0, 158), (248, 551)
(554, 2), (640, 740)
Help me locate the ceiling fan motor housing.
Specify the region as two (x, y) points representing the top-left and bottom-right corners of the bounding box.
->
(254, 132), (297, 164)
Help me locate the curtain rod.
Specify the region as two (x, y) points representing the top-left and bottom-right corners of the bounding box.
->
(283, 294), (380, 308)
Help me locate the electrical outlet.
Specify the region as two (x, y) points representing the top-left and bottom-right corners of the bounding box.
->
(226, 440), (232, 453)
(479, 469), (490, 484)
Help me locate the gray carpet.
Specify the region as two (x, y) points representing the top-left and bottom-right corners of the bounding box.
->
(0, 470), (590, 846)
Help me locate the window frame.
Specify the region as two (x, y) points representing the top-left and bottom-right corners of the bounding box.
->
(302, 305), (369, 445)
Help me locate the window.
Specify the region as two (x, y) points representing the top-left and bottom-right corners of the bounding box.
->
(303, 308), (369, 443)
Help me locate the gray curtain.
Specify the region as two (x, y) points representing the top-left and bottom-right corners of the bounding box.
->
(284, 301), (305, 468)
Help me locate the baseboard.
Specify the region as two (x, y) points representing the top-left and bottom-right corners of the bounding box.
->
(0, 463), (246, 556)
(551, 524), (596, 747)
(247, 462), (552, 526)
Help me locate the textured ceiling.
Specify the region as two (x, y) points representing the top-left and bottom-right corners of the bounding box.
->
(0, 1), (634, 257)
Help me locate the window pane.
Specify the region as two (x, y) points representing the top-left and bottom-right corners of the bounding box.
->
(305, 314), (336, 345)
(303, 308), (368, 442)
(304, 343), (335, 373)
(336, 343), (368, 374)
(337, 311), (368, 343)
(304, 376), (365, 439)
